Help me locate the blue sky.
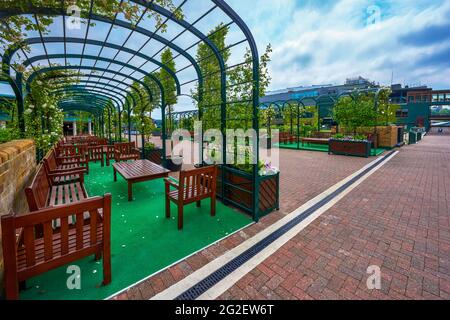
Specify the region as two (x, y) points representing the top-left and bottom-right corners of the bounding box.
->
(228, 0), (450, 91)
(1, 0), (449, 110)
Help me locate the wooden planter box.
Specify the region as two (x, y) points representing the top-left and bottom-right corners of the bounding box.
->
(144, 148), (163, 165)
(216, 166), (280, 220)
(329, 139), (371, 158)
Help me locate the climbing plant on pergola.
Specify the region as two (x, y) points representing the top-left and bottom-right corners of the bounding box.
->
(0, 0), (268, 221)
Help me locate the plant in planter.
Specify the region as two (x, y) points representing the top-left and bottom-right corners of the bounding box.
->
(329, 134), (372, 158)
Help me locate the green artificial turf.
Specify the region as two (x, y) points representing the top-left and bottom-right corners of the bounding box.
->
(275, 143), (386, 156)
(20, 162), (252, 300)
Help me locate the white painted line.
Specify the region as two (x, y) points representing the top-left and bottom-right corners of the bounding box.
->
(105, 221), (255, 300)
(151, 152), (398, 300)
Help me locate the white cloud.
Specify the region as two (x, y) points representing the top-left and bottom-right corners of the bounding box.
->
(228, 0), (450, 90)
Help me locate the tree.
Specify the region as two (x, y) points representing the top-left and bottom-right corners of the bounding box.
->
(228, 44), (272, 130)
(376, 89), (400, 125)
(332, 92), (377, 136)
(193, 23), (231, 131)
(193, 23), (272, 131)
(158, 49), (177, 134)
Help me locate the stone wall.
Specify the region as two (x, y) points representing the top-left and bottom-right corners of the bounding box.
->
(0, 140), (36, 291)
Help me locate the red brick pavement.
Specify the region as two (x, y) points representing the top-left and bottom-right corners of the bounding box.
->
(219, 135), (450, 300)
(111, 146), (374, 299)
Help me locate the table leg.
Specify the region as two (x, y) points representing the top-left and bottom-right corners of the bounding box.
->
(128, 181), (133, 202)
(114, 168), (117, 182)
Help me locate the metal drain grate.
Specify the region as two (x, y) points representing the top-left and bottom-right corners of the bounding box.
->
(175, 151), (396, 300)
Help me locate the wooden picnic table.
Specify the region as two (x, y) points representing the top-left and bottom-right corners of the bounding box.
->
(113, 160), (170, 201)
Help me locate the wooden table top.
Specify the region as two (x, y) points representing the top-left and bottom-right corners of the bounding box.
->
(113, 160), (170, 180)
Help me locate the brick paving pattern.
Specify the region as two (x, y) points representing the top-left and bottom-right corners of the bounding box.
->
(219, 134), (450, 300)
(112, 145), (373, 300)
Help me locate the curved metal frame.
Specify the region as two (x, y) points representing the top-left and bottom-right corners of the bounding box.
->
(0, 0), (263, 220)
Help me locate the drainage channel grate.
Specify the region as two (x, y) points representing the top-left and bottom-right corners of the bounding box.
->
(175, 151), (396, 300)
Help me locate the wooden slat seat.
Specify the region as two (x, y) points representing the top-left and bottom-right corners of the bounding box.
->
(1, 195), (112, 300)
(26, 162), (88, 212)
(168, 186), (213, 203)
(49, 182), (87, 207)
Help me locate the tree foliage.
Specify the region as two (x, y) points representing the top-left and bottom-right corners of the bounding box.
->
(333, 89), (400, 135)
(158, 48), (177, 133)
(193, 23), (272, 131)
(23, 67), (78, 152)
(0, 0), (181, 51)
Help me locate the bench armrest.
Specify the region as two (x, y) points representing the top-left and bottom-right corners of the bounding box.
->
(57, 155), (81, 163)
(50, 166), (87, 174)
(48, 169), (86, 178)
(164, 177), (179, 189)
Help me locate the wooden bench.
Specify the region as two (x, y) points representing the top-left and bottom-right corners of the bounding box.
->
(301, 137), (330, 146)
(105, 145), (115, 166)
(56, 145), (90, 174)
(88, 146), (105, 167)
(114, 142), (141, 163)
(25, 164), (89, 213)
(165, 166), (218, 230)
(1, 195), (112, 300)
(43, 150), (87, 185)
(280, 132), (296, 144)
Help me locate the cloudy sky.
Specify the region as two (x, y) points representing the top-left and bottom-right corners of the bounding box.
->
(228, 0), (450, 91)
(1, 0), (449, 108)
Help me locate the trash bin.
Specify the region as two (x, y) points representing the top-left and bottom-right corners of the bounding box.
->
(409, 132), (417, 144)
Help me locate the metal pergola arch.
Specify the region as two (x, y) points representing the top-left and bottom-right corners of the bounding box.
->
(41, 73), (148, 118)
(0, 0), (265, 221)
(52, 86), (132, 141)
(26, 65), (156, 143)
(53, 88), (126, 120)
(59, 102), (106, 137)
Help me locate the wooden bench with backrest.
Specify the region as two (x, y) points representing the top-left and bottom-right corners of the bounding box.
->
(105, 145), (115, 166)
(311, 131), (332, 139)
(1, 194), (112, 300)
(164, 166), (218, 230)
(96, 138), (108, 146)
(301, 137), (330, 146)
(88, 146), (105, 167)
(25, 164), (89, 213)
(43, 149), (87, 185)
(56, 145), (90, 174)
(114, 142), (141, 163)
(279, 132), (296, 144)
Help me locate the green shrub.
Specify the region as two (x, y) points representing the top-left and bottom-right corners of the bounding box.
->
(145, 142), (158, 150)
(0, 128), (19, 144)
